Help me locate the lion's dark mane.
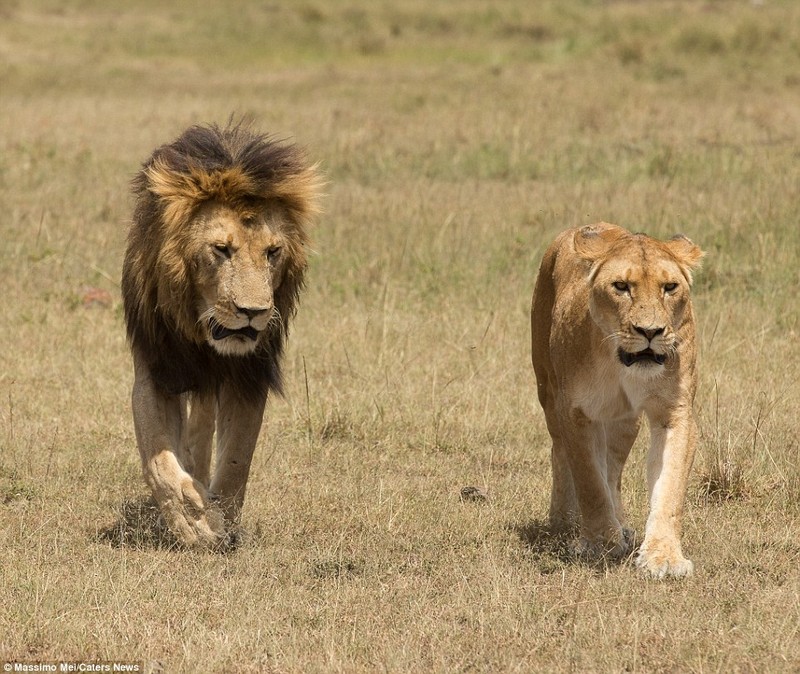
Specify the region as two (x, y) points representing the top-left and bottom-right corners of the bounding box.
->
(122, 122), (319, 399)
(132, 311), (285, 398)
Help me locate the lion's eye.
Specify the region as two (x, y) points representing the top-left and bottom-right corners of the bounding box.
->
(612, 281), (629, 292)
(213, 243), (231, 259)
(267, 246), (282, 263)
(664, 282), (679, 293)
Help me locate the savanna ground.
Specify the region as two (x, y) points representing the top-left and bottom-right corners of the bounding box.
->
(1, 1), (799, 672)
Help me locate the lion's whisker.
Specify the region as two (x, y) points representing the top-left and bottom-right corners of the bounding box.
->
(267, 306), (285, 333)
(196, 307), (215, 328)
(601, 331), (625, 346)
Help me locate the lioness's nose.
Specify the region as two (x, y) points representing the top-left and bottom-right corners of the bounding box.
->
(634, 325), (665, 341)
(235, 304), (271, 319)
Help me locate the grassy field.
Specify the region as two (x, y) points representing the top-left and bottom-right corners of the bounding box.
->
(1, 1), (799, 671)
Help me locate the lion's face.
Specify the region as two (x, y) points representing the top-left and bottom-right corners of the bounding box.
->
(575, 227), (703, 374)
(190, 201), (288, 357)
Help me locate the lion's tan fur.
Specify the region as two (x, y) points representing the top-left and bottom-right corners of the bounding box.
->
(531, 223), (704, 578)
(121, 122), (321, 548)
(125, 125), (320, 358)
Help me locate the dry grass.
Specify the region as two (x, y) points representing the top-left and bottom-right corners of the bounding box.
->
(1, 1), (799, 672)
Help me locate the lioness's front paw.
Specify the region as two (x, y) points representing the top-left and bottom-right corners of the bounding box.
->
(636, 548), (694, 579)
(571, 529), (633, 561)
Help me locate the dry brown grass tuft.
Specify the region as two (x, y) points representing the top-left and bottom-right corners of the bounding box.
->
(698, 459), (751, 505)
(96, 497), (181, 551)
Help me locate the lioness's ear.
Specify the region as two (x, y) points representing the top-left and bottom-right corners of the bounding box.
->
(667, 234), (705, 269)
(573, 222), (626, 261)
(666, 234), (705, 286)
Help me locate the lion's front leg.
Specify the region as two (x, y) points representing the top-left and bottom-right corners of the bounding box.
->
(131, 350), (227, 549)
(208, 383), (267, 525)
(636, 409), (697, 579)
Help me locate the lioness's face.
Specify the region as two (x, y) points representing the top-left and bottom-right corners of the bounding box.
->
(589, 249), (691, 372)
(191, 201), (288, 356)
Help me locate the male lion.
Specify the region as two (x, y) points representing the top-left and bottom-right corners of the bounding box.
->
(121, 122), (321, 549)
(530, 223), (704, 578)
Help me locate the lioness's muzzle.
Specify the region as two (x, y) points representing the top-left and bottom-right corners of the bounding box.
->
(618, 348), (666, 367)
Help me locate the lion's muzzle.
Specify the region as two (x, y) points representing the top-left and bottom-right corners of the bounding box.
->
(209, 319), (260, 342)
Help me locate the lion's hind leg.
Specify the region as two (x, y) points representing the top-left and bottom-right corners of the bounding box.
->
(184, 392), (215, 487)
(538, 386), (580, 534)
(208, 383), (267, 524)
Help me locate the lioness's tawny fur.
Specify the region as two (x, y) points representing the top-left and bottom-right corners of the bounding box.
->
(122, 121), (321, 548)
(531, 223), (704, 578)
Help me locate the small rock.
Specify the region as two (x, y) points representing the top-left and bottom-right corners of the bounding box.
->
(460, 485), (489, 503)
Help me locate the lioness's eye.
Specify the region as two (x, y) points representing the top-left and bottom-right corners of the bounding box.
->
(664, 282), (679, 293)
(612, 281), (629, 292)
(213, 243), (231, 259)
(267, 246), (282, 263)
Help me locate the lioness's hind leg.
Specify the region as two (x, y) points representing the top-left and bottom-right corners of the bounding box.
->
(604, 417), (640, 531)
(548, 435), (579, 533)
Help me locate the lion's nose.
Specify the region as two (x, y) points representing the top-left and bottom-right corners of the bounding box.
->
(235, 304), (271, 320)
(634, 325), (665, 341)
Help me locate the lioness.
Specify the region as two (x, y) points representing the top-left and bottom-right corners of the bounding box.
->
(530, 223), (704, 578)
(122, 122), (321, 548)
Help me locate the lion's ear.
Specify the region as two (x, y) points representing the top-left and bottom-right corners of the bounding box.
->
(572, 222), (626, 261)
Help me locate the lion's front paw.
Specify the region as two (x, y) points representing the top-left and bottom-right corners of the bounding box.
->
(146, 452), (234, 550)
(158, 476), (230, 550)
(636, 547), (694, 579)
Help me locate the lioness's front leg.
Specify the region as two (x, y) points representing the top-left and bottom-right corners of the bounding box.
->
(636, 407), (697, 578)
(131, 349), (226, 548)
(209, 382), (267, 524)
(560, 407), (631, 559)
